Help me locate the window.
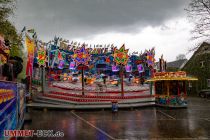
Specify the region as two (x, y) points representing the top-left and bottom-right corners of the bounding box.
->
(207, 79), (210, 87)
(203, 45), (210, 51)
(200, 61), (204, 68)
(189, 82), (192, 88)
(155, 81), (165, 95)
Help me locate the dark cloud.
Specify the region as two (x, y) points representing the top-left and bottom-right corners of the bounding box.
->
(11, 0), (190, 40)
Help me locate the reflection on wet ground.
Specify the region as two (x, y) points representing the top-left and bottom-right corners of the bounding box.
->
(21, 97), (210, 140)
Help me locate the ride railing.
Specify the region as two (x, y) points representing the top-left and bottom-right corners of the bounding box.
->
(48, 91), (154, 99)
(155, 95), (187, 106)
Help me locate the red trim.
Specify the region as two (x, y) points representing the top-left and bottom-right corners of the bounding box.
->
(42, 93), (154, 102)
(46, 91), (154, 100)
(154, 82), (156, 95)
(177, 81), (180, 96)
(184, 81), (186, 95)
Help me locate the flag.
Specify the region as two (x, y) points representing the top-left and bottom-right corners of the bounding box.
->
(21, 26), (26, 33)
(58, 51), (62, 60)
(112, 65), (119, 72)
(32, 32), (37, 39)
(27, 29), (35, 33)
(26, 35), (35, 55)
(69, 61), (76, 70)
(125, 64), (132, 72)
(58, 60), (65, 69)
(137, 64), (144, 73)
(106, 57), (110, 63)
(25, 35), (35, 77)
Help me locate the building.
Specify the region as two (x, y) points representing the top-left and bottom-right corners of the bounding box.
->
(166, 59), (188, 72)
(182, 42), (210, 94)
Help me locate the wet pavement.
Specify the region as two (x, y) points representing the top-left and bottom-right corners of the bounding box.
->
(21, 97), (210, 140)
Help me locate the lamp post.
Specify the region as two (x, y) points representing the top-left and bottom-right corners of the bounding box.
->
(120, 64), (124, 96)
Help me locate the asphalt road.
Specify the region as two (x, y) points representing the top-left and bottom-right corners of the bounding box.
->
(21, 97), (210, 140)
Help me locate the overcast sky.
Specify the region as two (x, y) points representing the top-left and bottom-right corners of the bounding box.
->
(11, 0), (199, 61)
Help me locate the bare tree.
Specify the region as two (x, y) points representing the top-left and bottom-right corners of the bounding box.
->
(0, 0), (16, 21)
(176, 54), (186, 60)
(186, 0), (210, 40)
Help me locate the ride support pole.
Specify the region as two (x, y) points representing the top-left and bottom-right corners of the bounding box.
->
(81, 66), (85, 96)
(41, 66), (45, 93)
(121, 65), (124, 97)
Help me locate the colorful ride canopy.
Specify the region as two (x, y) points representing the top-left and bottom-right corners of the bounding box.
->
(26, 32), (156, 78)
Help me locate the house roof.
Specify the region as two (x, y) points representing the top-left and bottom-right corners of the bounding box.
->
(167, 59), (188, 69)
(182, 41), (210, 69)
